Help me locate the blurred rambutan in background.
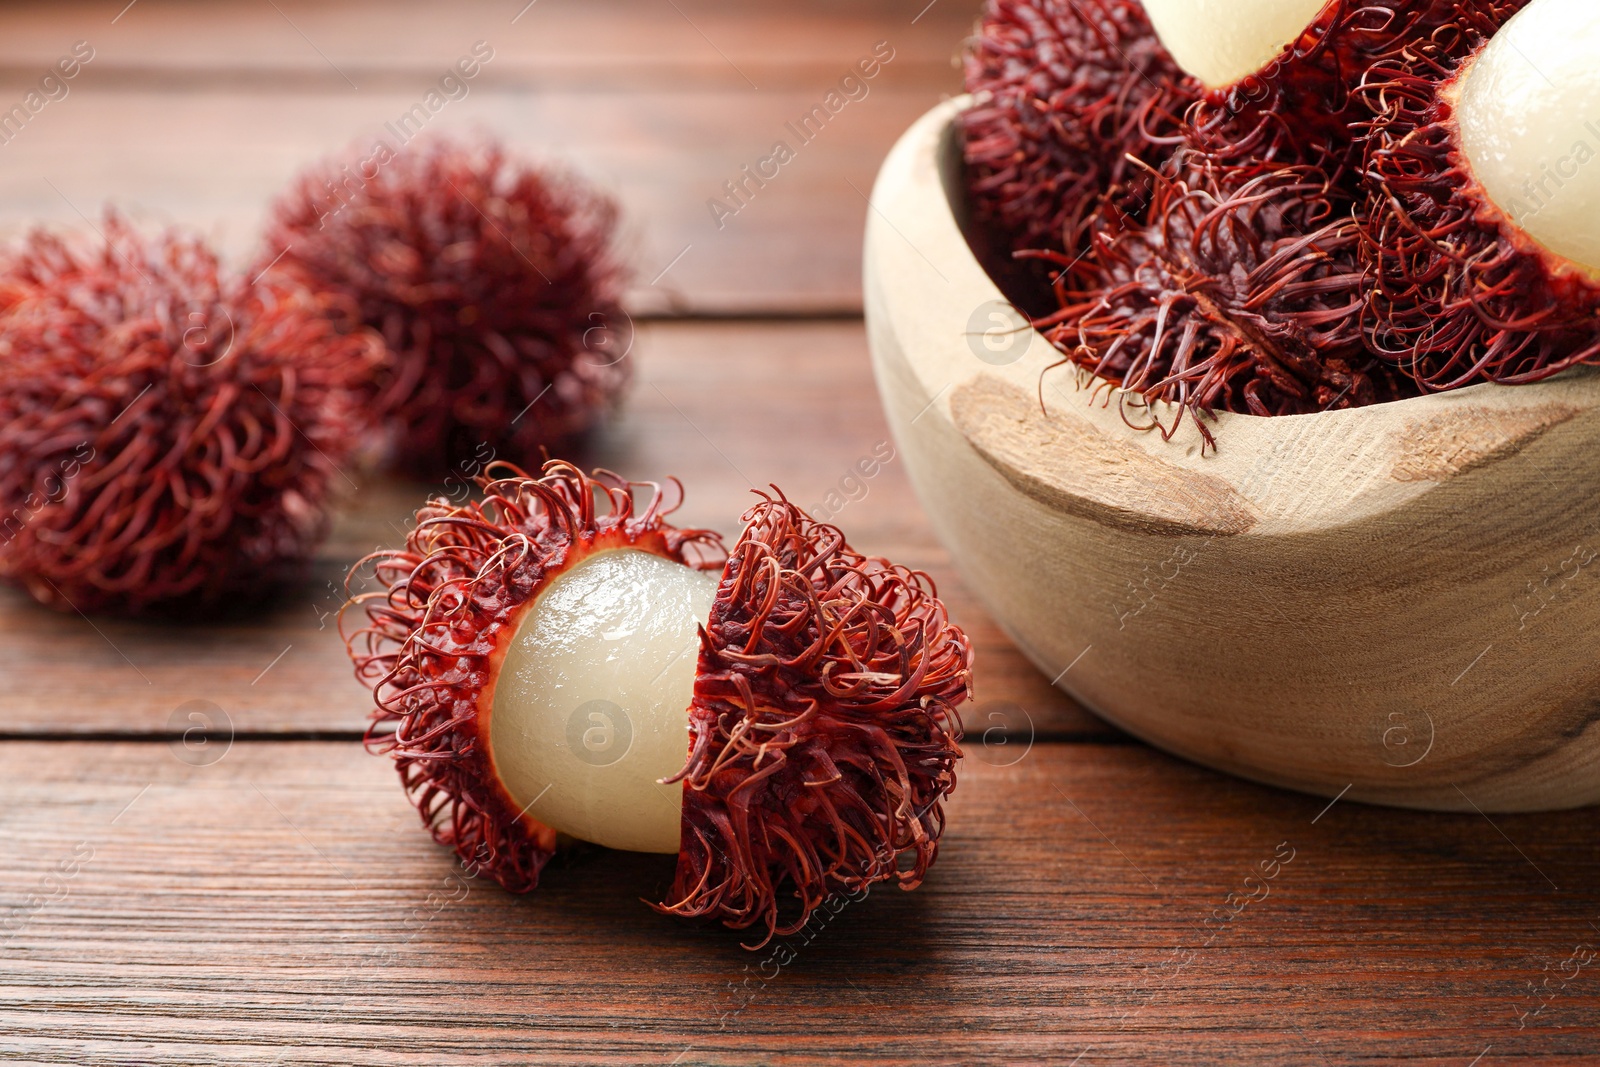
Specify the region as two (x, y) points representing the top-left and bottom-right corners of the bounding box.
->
(260, 138), (631, 479)
(0, 214), (381, 616)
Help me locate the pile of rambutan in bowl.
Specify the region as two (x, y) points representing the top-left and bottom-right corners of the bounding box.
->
(865, 0), (1600, 813)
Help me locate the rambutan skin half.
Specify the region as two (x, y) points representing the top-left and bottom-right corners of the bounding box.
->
(343, 464), (972, 944)
(961, 0), (1197, 265)
(343, 462), (726, 894)
(1358, 37), (1600, 389)
(261, 139), (630, 478)
(1034, 158), (1414, 448)
(0, 215), (382, 616)
(659, 491), (970, 945)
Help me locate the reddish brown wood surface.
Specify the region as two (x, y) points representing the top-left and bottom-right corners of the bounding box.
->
(4, 741), (1598, 1065)
(2, 1), (1598, 1063)
(0, 0), (970, 315)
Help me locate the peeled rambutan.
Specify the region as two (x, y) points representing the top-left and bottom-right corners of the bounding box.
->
(961, 0), (1197, 272)
(1144, 0), (1524, 177)
(0, 214), (381, 616)
(343, 461), (970, 946)
(1033, 156), (1413, 447)
(260, 138), (629, 478)
(1357, 0), (1600, 389)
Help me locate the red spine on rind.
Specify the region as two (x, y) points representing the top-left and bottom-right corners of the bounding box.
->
(660, 492), (971, 947)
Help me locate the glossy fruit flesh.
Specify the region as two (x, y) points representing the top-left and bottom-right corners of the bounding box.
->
(1455, 0), (1600, 274)
(491, 549), (718, 854)
(1140, 0), (1327, 87)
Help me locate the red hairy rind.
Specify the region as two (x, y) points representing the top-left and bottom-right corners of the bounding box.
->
(962, 0), (1197, 268)
(965, 0), (1542, 444)
(1032, 158), (1414, 450)
(342, 460), (725, 893)
(1187, 0), (1521, 179)
(1358, 42), (1600, 389)
(261, 138), (630, 478)
(0, 213), (380, 615)
(659, 492), (970, 947)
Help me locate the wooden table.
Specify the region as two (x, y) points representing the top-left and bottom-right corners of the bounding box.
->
(3, 2), (1599, 1063)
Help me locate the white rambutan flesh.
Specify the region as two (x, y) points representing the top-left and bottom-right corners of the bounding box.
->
(1455, 0), (1600, 273)
(491, 549), (718, 854)
(1140, 0), (1327, 88)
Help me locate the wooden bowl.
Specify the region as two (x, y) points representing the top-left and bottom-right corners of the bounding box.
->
(865, 96), (1600, 812)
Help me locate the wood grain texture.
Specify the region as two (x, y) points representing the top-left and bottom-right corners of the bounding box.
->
(0, 0), (970, 84)
(0, 0), (967, 316)
(0, 320), (1106, 741)
(3, 740), (1598, 1064)
(866, 97), (1600, 814)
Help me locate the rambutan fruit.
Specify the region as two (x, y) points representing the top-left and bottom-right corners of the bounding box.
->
(343, 461), (971, 946)
(1358, 0), (1600, 389)
(968, 0), (1543, 443)
(961, 0), (1198, 274)
(1033, 156), (1413, 447)
(0, 214), (381, 616)
(1144, 0), (1524, 176)
(260, 139), (629, 479)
